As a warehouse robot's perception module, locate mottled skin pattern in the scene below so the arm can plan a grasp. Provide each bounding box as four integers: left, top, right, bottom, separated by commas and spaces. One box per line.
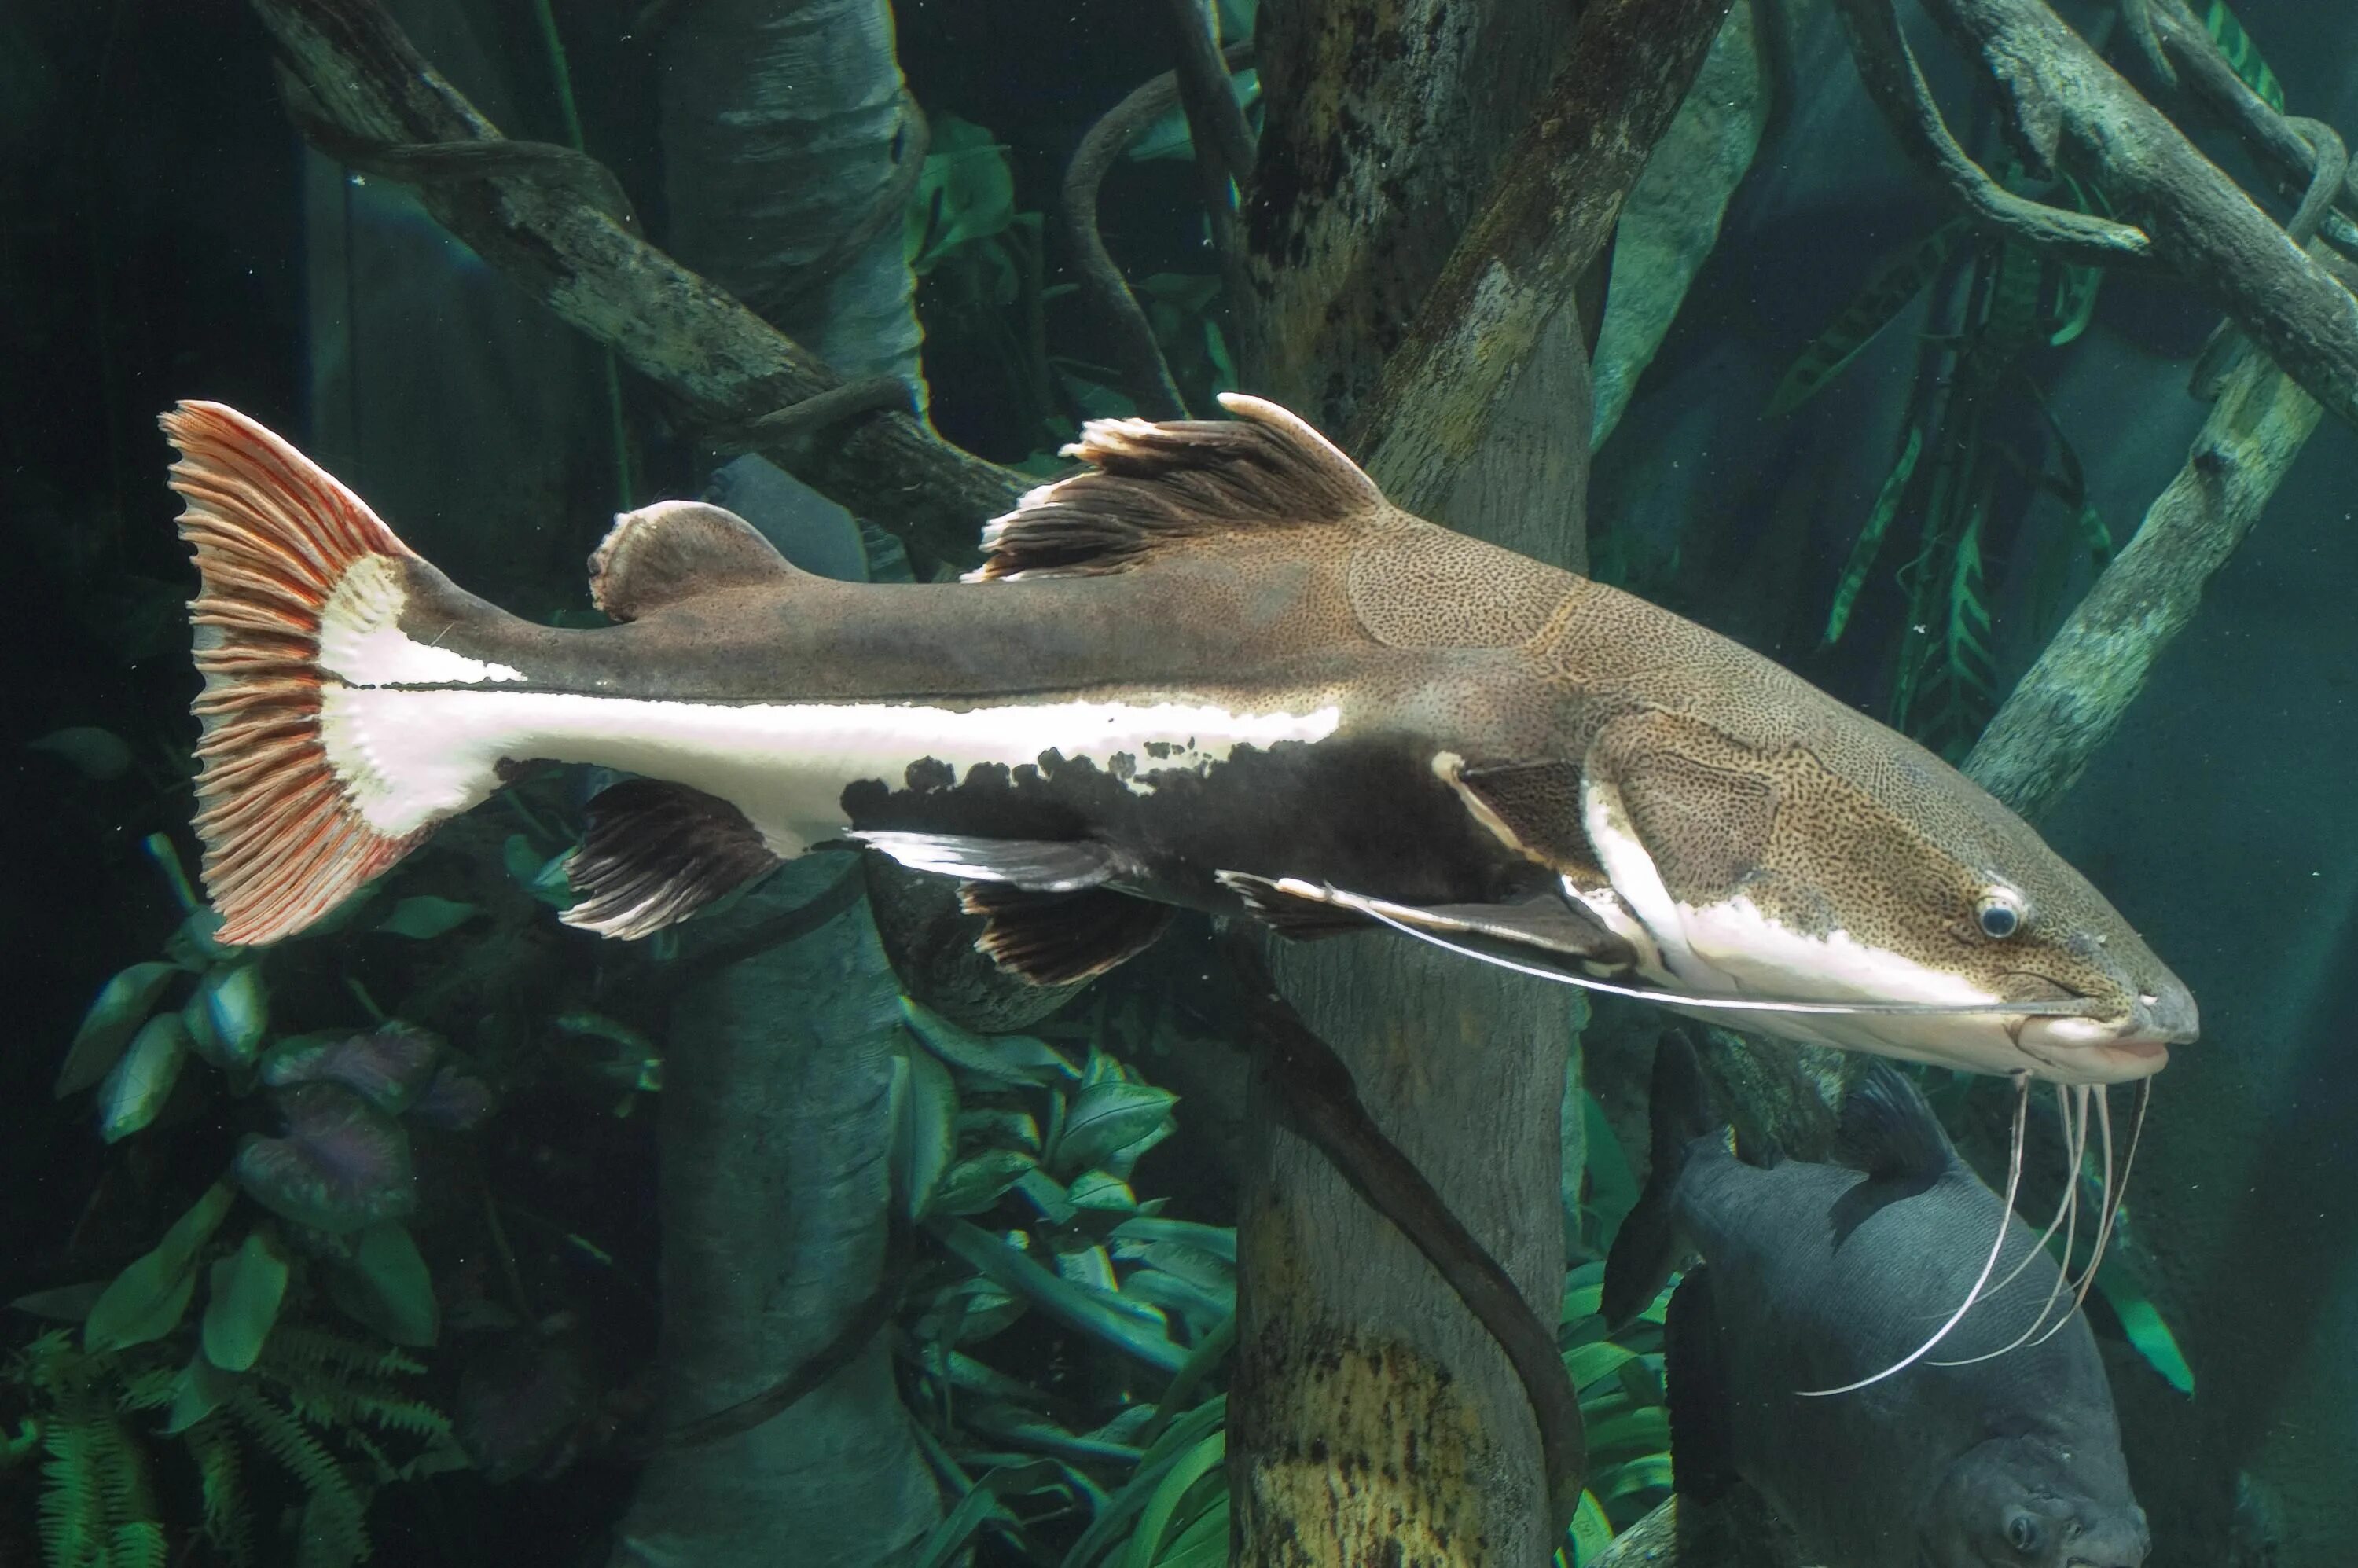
385, 399, 2185, 1072
1666, 1107, 2150, 1568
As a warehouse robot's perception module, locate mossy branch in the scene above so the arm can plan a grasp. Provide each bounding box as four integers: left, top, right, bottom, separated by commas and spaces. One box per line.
244, 0, 1026, 565
1835, 0, 2358, 435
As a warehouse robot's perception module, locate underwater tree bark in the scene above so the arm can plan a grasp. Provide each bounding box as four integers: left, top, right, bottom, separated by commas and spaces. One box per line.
612, 866, 938, 1568
1964, 348, 2322, 821
1833, 0, 2358, 434
656, 0, 927, 411
612, 8, 943, 1565
244, 0, 1024, 565
1347, 0, 1738, 525
1227, 2, 1730, 1560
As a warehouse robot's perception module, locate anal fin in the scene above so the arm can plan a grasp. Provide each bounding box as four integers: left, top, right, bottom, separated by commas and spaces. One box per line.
563, 780, 781, 940
960, 884, 1175, 986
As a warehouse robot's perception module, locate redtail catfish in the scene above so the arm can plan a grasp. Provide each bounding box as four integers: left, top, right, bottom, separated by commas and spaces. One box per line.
162, 394, 2192, 1085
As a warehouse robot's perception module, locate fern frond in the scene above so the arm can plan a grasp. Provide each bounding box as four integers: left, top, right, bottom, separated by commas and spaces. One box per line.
226, 1385, 373, 1563
271, 1375, 452, 1442
38, 1416, 105, 1568
104, 1520, 168, 1568
185, 1415, 257, 1568
263, 1326, 422, 1382
293, 1483, 371, 1568
116, 1366, 179, 1412
85, 1412, 159, 1540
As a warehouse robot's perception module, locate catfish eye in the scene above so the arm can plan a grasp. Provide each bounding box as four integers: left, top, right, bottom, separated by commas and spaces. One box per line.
1976, 888, 2026, 940
2004, 1512, 2042, 1553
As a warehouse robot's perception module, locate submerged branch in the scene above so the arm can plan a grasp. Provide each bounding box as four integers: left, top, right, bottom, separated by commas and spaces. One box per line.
1842, 0, 2358, 434
1063, 41, 1254, 422
247, 0, 1023, 564
1831, 0, 2151, 264
1350, 0, 1737, 511
1966, 343, 2322, 819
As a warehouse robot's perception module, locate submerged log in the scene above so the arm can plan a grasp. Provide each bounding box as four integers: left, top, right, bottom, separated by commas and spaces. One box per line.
1230, 2, 1732, 1559
246, 0, 1023, 565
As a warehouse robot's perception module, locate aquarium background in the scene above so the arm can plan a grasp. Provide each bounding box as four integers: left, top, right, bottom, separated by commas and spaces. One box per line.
2, 0, 2351, 1564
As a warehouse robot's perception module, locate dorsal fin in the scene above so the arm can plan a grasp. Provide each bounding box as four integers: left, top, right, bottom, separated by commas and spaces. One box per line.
966, 393, 1388, 582
1837, 1063, 1959, 1182
588, 500, 801, 622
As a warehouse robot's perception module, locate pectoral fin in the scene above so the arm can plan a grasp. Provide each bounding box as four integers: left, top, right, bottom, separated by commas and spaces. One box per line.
1217, 872, 1634, 969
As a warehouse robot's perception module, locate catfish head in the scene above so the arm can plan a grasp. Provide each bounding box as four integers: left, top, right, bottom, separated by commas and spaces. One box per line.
1536, 696, 2202, 1085
1919, 1435, 2150, 1568
1323, 589, 2199, 1086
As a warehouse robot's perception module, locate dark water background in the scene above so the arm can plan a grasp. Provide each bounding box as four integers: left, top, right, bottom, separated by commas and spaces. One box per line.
2, 0, 2352, 1563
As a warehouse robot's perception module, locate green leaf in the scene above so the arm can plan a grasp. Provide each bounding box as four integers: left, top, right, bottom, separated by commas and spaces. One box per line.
1052, 1081, 1179, 1177
328, 1222, 439, 1347
901, 997, 1077, 1086
57, 961, 179, 1097
27, 725, 133, 780
1598, 1452, 1675, 1500
1111, 1217, 1237, 1261
905, 116, 1019, 277
936, 1149, 1039, 1217
2206, 1, 2284, 113
2095, 1258, 2194, 1395
198, 965, 270, 1070
1585, 1405, 1671, 1459
86, 1181, 236, 1353
956, 1107, 1041, 1153
1766, 218, 1969, 417
898, 1046, 961, 1219
1563, 1340, 1637, 1391
1567, 1489, 1614, 1565
375, 897, 479, 940
8, 1283, 104, 1322
97, 1013, 189, 1144
1822, 424, 1923, 648
1120, 1430, 1225, 1568
928, 1218, 1187, 1374
909, 1479, 1005, 1568
164, 1350, 241, 1436
201, 1232, 289, 1372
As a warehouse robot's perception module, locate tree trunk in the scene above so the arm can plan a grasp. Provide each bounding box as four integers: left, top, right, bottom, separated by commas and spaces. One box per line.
615, 6, 940, 1562
612, 864, 938, 1568
1230, 4, 1589, 1561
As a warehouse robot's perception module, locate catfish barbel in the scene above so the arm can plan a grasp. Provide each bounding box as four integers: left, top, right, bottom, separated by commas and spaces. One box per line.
162, 393, 2194, 1085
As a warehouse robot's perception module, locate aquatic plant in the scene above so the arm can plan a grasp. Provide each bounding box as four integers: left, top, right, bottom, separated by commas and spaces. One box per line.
871, 994, 1677, 1568
4, 1313, 456, 1568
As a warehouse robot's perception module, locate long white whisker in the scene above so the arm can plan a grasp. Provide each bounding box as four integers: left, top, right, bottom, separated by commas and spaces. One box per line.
1800, 1070, 2030, 1397
2029, 1078, 2148, 1347
1933, 1080, 2089, 1368
1335, 891, 2097, 1018
1967, 1083, 2076, 1302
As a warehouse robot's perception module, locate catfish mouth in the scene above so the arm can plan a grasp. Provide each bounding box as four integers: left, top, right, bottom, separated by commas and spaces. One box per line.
2011, 974, 2195, 1085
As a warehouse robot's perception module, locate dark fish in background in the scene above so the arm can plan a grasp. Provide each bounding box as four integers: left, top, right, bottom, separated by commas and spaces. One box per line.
1605, 1040, 2149, 1568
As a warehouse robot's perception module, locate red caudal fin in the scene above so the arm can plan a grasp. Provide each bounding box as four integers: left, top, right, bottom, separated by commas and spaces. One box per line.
162, 401, 431, 944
